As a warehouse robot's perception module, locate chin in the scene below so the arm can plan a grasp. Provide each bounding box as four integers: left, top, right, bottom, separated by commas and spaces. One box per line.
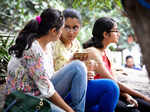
70, 38, 75, 41
53, 38, 59, 41
112, 41, 117, 44
114, 40, 118, 43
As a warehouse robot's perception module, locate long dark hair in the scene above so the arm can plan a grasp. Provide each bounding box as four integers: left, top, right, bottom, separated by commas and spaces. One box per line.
83, 17, 116, 49
9, 8, 64, 58
63, 8, 82, 24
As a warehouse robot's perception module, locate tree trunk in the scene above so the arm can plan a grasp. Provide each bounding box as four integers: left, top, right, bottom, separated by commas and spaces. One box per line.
122, 0, 150, 78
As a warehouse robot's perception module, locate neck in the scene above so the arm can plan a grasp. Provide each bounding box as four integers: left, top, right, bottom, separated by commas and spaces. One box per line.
102, 40, 110, 49
37, 35, 50, 51
60, 37, 72, 48
97, 40, 109, 56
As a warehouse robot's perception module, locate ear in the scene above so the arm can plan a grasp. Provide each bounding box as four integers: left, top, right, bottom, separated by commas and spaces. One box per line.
50, 28, 57, 34
103, 31, 109, 39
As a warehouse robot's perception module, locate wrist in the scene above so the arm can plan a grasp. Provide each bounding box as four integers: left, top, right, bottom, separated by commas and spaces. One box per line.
142, 96, 148, 100
122, 93, 131, 100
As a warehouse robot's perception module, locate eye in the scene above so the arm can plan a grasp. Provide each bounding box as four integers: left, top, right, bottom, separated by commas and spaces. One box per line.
73, 26, 79, 31
65, 25, 70, 29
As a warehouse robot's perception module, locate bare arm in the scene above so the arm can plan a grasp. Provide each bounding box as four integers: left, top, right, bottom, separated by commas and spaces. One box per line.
49, 92, 74, 112
85, 48, 150, 102
23, 46, 74, 112
120, 92, 138, 107
85, 48, 115, 80
118, 82, 150, 102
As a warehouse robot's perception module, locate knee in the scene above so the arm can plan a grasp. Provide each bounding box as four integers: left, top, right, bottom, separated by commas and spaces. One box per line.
72, 60, 87, 79
107, 79, 120, 95
100, 79, 119, 95
73, 60, 87, 74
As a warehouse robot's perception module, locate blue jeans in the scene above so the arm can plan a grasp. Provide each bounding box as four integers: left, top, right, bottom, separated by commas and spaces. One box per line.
85, 79, 120, 112
51, 60, 88, 112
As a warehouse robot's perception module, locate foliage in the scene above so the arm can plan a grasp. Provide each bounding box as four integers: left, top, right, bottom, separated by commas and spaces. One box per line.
0, 0, 135, 49
72, 0, 122, 10
0, 33, 15, 77
0, 0, 137, 78
70, 0, 134, 50
0, 0, 64, 32
0, 0, 65, 78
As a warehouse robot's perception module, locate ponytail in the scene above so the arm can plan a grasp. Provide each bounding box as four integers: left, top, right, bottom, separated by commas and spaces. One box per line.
9, 8, 64, 58
83, 38, 94, 49
9, 20, 39, 58
83, 36, 104, 49
83, 17, 116, 49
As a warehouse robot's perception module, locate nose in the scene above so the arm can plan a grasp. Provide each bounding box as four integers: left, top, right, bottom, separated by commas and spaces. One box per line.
68, 29, 74, 34
117, 32, 120, 37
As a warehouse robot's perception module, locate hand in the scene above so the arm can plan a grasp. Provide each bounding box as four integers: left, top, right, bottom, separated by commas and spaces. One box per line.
126, 94, 138, 107
87, 71, 95, 80
85, 60, 97, 71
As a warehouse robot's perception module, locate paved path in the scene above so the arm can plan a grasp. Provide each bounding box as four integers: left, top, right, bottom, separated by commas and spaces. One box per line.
116, 68, 150, 97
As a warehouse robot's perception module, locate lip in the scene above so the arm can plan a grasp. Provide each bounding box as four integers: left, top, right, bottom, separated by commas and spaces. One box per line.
70, 38, 75, 41
68, 36, 74, 40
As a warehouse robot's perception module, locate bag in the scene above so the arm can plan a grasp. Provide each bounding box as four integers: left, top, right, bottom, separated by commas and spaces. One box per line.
3, 91, 51, 112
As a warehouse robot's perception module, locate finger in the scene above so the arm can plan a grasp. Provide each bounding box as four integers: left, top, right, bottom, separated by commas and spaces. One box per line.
81, 56, 85, 61
88, 77, 93, 80
88, 76, 94, 80
130, 99, 138, 107
83, 54, 88, 61
88, 74, 94, 78
83, 55, 86, 60
85, 55, 88, 60
133, 100, 138, 107
88, 71, 95, 76
87, 74, 93, 77
88, 78, 93, 80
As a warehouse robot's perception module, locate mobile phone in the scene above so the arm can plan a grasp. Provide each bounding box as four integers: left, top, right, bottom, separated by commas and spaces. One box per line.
73, 52, 88, 60
126, 104, 135, 108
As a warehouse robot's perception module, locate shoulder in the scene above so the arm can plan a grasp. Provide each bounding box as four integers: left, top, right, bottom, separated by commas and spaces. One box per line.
23, 40, 43, 58
84, 47, 103, 61
85, 47, 97, 53
85, 47, 102, 55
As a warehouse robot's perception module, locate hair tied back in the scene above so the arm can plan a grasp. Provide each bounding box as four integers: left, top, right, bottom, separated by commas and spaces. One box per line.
36, 16, 42, 24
